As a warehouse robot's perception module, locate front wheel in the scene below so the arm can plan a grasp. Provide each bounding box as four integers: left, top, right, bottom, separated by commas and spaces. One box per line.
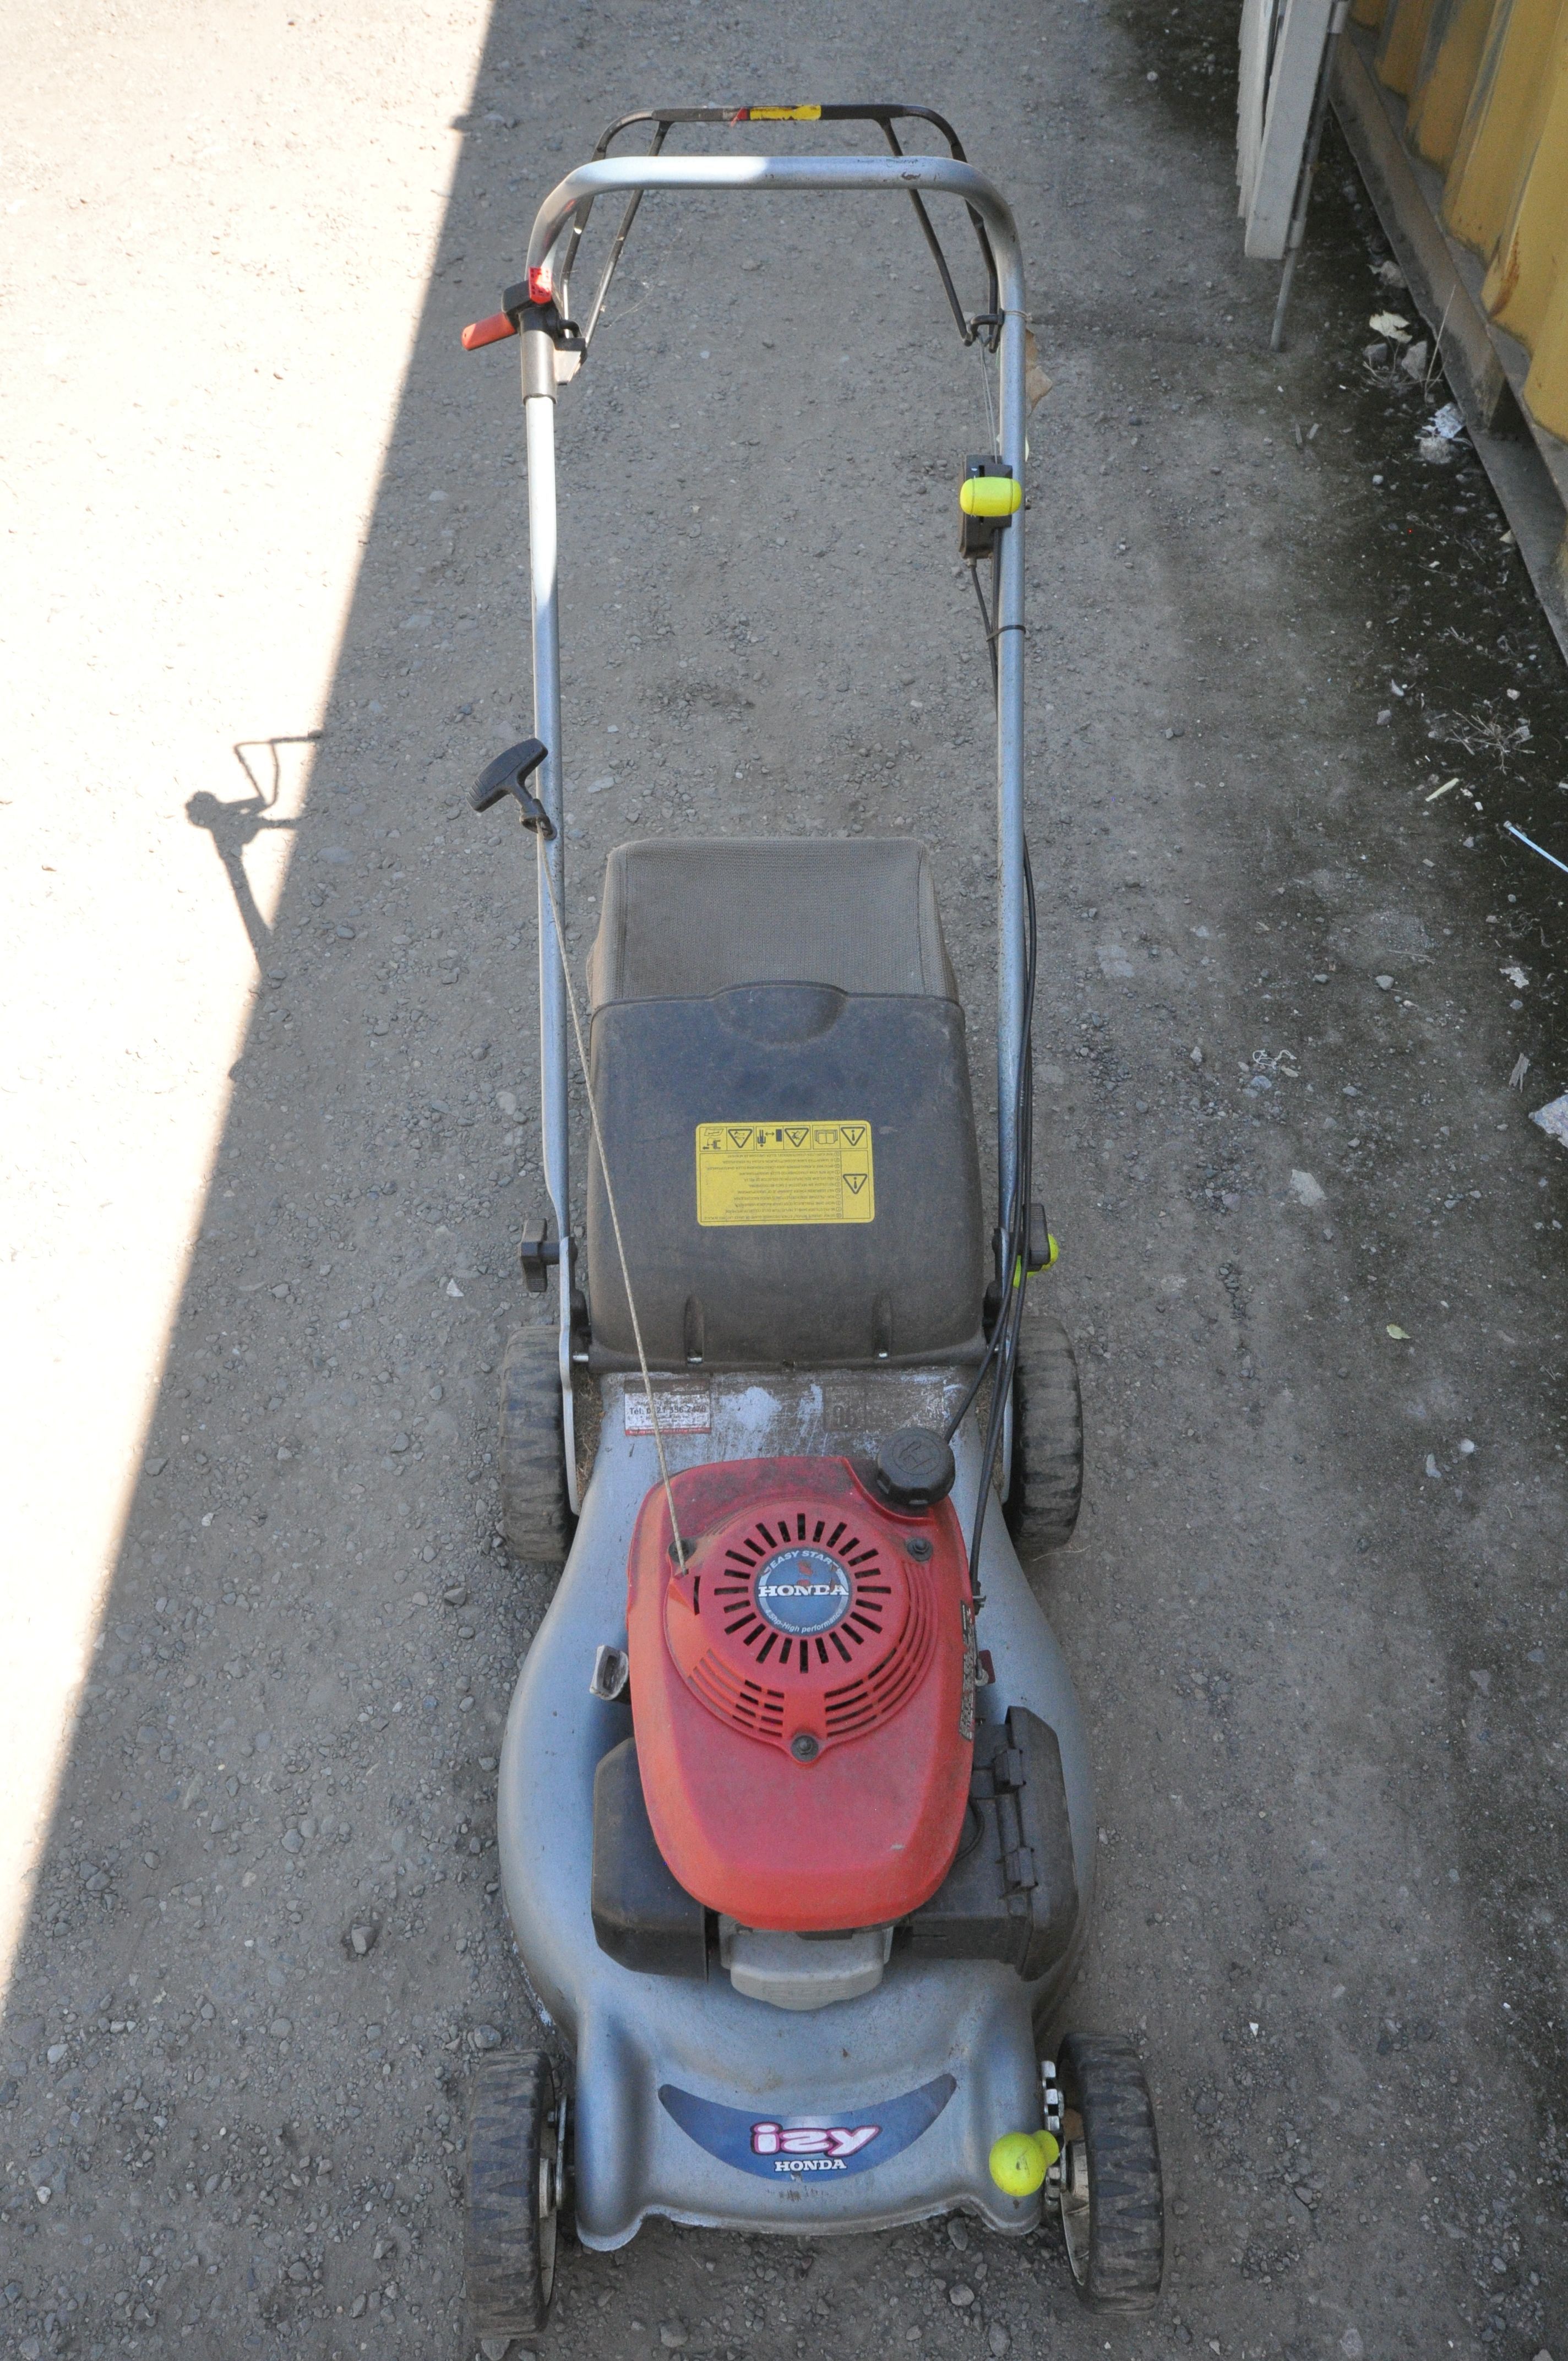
465, 2049, 565, 2341
1054, 2032, 1164, 2311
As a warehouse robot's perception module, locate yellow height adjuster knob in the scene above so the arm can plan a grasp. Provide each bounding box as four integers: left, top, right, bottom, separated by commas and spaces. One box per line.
959, 474, 1023, 520
988, 2130, 1060, 2196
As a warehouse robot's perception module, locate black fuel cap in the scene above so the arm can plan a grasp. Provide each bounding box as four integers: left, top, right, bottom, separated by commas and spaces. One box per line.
873, 1427, 956, 1510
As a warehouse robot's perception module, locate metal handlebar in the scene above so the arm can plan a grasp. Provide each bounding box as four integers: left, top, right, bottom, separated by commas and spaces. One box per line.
523, 151, 1024, 341
486, 140, 1034, 1494
576, 106, 1003, 350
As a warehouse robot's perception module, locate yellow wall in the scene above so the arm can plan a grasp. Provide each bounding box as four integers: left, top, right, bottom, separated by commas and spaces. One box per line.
1370, 0, 1568, 438
1407, 0, 1504, 166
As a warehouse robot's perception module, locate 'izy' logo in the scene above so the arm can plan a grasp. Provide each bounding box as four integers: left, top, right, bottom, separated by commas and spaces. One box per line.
750, 2120, 880, 2172
660, 2072, 955, 2179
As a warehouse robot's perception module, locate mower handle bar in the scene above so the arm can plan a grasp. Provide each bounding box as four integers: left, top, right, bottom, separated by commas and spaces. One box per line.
525, 152, 1023, 335
501, 149, 1032, 1517
577, 107, 1002, 351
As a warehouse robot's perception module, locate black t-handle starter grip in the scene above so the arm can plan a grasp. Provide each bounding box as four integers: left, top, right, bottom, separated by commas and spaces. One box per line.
470, 739, 553, 835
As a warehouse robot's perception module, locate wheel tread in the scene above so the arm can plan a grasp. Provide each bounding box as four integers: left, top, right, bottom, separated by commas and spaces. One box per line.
499, 1325, 573, 1564
1058, 2031, 1164, 2312
1009, 1312, 1084, 1553
466, 2050, 557, 2337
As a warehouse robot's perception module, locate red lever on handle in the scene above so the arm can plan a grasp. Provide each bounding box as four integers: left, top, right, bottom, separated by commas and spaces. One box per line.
461, 310, 517, 352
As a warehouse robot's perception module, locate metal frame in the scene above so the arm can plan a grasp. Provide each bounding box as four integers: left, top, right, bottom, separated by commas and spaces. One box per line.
513, 148, 1030, 1490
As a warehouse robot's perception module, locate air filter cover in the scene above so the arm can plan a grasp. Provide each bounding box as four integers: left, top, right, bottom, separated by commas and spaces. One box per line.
625, 1455, 974, 1932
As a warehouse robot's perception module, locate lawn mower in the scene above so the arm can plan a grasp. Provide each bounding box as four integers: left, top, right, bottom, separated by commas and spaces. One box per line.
457, 105, 1164, 2340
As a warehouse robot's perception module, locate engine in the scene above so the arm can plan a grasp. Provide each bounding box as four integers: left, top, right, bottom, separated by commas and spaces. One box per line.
625, 1454, 975, 1932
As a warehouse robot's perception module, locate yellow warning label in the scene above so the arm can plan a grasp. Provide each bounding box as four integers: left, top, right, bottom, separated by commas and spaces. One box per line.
747, 104, 823, 121
695, 1120, 875, 1227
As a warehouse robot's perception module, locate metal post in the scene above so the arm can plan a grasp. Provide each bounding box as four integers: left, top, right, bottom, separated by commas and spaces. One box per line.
1271, 0, 1349, 353
522, 331, 579, 1513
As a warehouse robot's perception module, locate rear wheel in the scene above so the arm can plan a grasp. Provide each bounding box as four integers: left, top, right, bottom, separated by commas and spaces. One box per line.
1055, 2032, 1164, 2312
465, 2050, 565, 2341
1007, 1312, 1083, 1552
499, 1324, 573, 1565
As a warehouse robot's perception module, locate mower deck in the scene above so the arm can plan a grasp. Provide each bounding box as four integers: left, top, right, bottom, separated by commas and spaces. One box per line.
497, 1369, 1093, 2248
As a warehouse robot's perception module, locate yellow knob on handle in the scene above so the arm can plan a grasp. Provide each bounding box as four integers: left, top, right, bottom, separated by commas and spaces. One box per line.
959, 474, 1024, 519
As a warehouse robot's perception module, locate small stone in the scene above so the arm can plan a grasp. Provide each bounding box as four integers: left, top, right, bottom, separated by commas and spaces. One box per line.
443, 1585, 467, 1606
470, 2023, 503, 2050
390, 1433, 410, 1453
480, 2342, 511, 2360
1341, 2333, 1364, 2361
989, 2329, 1011, 2358
46, 2043, 67, 2064
281, 1830, 303, 1853
350, 2296, 366, 2319
34, 2185, 51, 2204
287, 2260, 309, 2282
1375, 973, 1393, 991
350, 1925, 375, 1957
660, 2327, 689, 2351
270, 2019, 292, 2038
949, 2284, 976, 2308
144, 1457, 167, 1477
946, 2219, 970, 2251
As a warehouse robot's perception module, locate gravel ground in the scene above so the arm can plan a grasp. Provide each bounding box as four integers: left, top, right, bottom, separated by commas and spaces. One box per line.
4, 3, 1567, 2360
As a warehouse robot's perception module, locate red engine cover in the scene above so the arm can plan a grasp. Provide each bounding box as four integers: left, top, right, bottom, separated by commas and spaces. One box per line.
626, 1455, 974, 1933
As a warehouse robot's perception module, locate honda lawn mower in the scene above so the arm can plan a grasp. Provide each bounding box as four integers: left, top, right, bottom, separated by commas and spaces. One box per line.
456, 104, 1164, 2338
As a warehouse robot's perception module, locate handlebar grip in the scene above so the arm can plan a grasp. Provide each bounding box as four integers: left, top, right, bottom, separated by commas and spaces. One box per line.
461, 310, 518, 352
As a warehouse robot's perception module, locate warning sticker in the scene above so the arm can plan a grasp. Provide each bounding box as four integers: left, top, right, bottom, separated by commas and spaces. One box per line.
624, 1382, 711, 1436
695, 1120, 875, 1227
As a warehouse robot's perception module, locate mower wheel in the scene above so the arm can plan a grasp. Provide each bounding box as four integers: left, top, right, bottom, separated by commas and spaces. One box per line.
1054, 2032, 1164, 2312
465, 2049, 565, 2340
499, 1324, 573, 1565
1007, 1313, 1083, 1553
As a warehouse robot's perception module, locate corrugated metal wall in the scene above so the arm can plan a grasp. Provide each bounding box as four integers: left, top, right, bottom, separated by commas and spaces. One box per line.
1350, 0, 1568, 442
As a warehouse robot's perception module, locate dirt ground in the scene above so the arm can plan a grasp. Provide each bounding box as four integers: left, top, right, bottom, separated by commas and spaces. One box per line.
4, 2, 1567, 2358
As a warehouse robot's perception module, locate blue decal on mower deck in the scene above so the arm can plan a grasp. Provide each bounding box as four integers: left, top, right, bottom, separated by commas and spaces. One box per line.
659, 2074, 956, 2177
